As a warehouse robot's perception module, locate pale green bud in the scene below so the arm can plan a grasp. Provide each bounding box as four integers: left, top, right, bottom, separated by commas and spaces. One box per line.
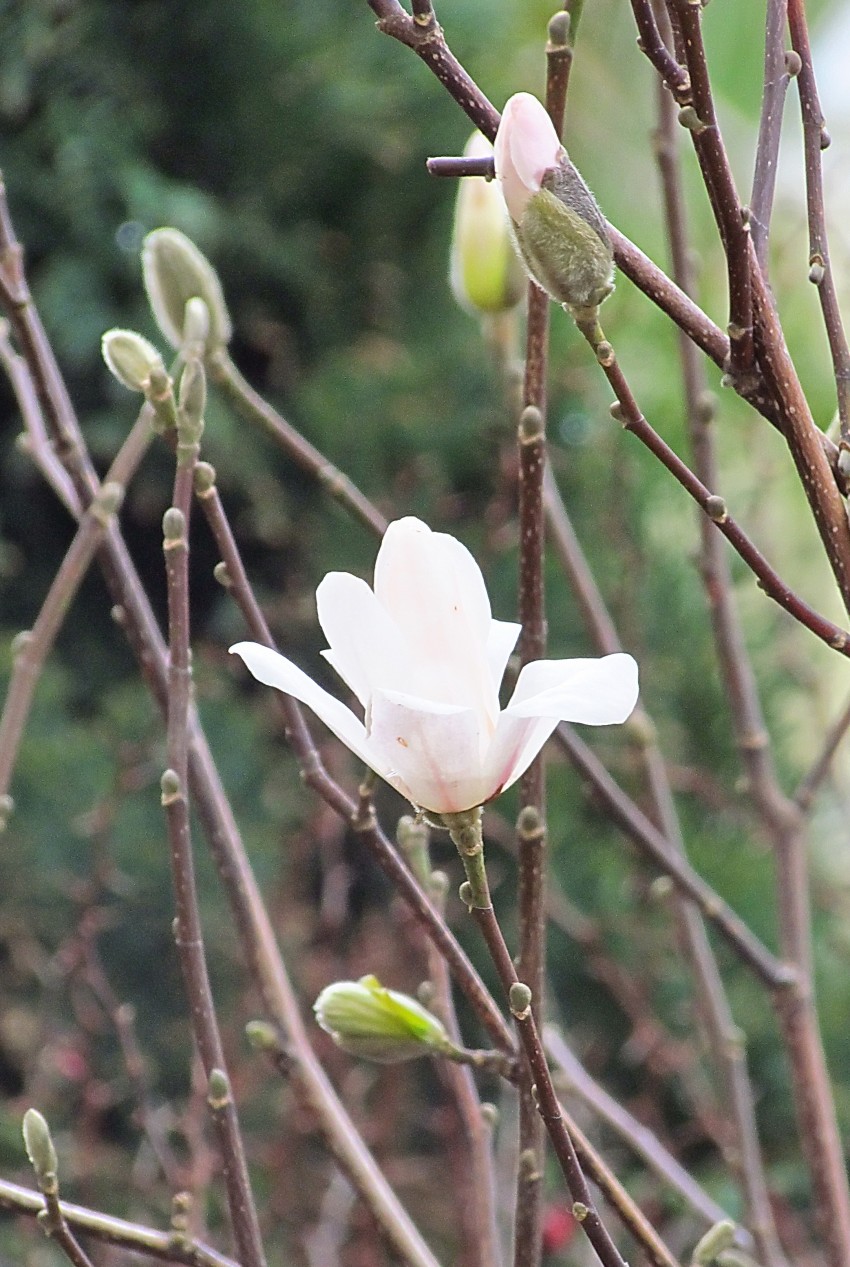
102, 328, 166, 392
692, 1220, 737, 1265
450, 132, 525, 315
22, 1109, 57, 1180
514, 171, 614, 314
142, 228, 232, 350
314, 974, 455, 1064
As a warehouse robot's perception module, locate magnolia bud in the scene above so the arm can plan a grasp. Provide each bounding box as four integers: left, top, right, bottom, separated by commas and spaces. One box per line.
101, 329, 166, 392
314, 974, 455, 1064
494, 93, 614, 315
22, 1109, 57, 1181
450, 131, 525, 315
141, 228, 232, 350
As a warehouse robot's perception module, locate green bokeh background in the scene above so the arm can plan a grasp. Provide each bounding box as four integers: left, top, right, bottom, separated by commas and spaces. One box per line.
1, 0, 848, 1262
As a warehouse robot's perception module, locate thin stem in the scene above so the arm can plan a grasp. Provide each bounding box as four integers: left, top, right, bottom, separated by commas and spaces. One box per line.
555, 724, 791, 991
445, 823, 633, 1267
750, 0, 794, 269
653, 54, 787, 1262
576, 319, 850, 656
544, 1027, 748, 1246
400, 820, 501, 1267
0, 1177, 236, 1267
207, 351, 387, 537
0, 191, 442, 1267
36, 1179, 97, 1267
787, 0, 850, 445
0, 409, 152, 810
793, 693, 850, 812
664, 0, 755, 381
162, 404, 267, 1267
546, 447, 784, 1264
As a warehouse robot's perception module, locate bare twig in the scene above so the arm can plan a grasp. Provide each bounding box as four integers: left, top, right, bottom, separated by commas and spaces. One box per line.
0, 1176, 236, 1267
750, 0, 795, 269
0, 181, 443, 1267
0, 409, 152, 810
161, 369, 267, 1267
653, 55, 787, 1263
787, 0, 850, 445
207, 352, 388, 537
544, 1027, 749, 1243
793, 694, 850, 812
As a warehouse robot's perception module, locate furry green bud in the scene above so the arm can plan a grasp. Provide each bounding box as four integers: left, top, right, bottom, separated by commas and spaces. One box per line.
102, 329, 166, 392
142, 228, 232, 350
314, 974, 455, 1063
494, 93, 613, 316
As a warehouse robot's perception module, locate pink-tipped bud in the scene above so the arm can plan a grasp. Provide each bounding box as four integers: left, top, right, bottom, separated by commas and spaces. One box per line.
494, 92, 614, 315
494, 93, 564, 225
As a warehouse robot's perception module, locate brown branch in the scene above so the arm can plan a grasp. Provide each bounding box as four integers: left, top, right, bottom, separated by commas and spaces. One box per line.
544, 1027, 750, 1244
653, 60, 787, 1264
750, 0, 795, 269
207, 352, 388, 537
0, 1177, 236, 1267
0, 181, 443, 1267
793, 693, 850, 812
787, 0, 850, 446
161, 387, 267, 1267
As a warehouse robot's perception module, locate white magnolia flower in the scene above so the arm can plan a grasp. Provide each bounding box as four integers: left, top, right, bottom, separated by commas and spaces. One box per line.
231, 517, 638, 815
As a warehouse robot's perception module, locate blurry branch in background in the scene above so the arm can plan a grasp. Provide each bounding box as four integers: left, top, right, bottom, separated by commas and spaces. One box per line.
0, 186, 445, 1267
0, 1174, 238, 1267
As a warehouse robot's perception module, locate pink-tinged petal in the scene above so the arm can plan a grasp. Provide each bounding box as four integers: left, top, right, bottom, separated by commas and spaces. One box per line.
368, 688, 493, 813
372, 518, 499, 723
316, 571, 411, 706
494, 93, 564, 224
480, 712, 559, 802
506, 653, 639, 725
486, 619, 521, 690
230, 641, 391, 780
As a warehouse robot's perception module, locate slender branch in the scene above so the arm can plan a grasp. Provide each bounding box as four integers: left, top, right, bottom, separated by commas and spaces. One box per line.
399, 820, 501, 1267
544, 1027, 749, 1243
0, 323, 80, 516
664, 0, 755, 381
206, 352, 388, 537
0, 184, 443, 1267
554, 724, 791, 990
577, 319, 850, 656
787, 0, 850, 446
31, 1164, 97, 1267
0, 409, 152, 811
793, 693, 850, 812
0, 1177, 237, 1267
750, 0, 795, 269
653, 59, 787, 1264
546, 448, 785, 1263
161, 381, 267, 1267
469, 906, 640, 1267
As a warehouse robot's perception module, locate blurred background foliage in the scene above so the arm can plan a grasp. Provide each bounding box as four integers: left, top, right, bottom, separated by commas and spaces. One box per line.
1, 0, 849, 1262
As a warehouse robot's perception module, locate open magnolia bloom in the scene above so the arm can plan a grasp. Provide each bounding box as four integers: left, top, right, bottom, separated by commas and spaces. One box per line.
231, 517, 638, 815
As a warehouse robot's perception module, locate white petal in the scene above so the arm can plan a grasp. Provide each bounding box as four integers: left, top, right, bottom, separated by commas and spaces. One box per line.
505, 653, 639, 725
480, 712, 558, 802
495, 93, 564, 223
486, 619, 521, 690
368, 688, 493, 813
372, 518, 499, 723
316, 571, 411, 706
230, 642, 391, 780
